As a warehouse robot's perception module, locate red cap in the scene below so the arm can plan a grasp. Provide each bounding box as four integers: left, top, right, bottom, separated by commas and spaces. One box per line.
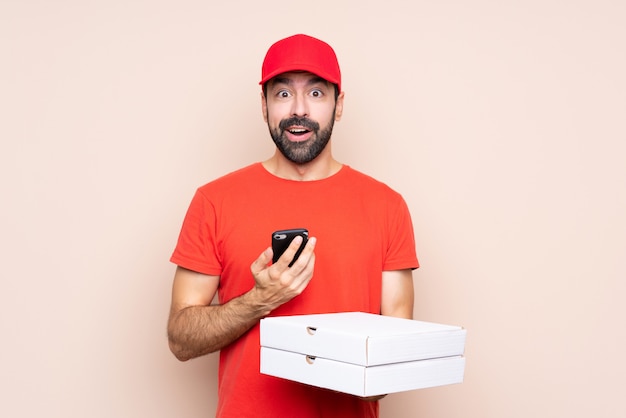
260, 34, 341, 91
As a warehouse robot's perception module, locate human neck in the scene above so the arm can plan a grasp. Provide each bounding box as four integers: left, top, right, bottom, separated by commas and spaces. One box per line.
262, 151, 342, 181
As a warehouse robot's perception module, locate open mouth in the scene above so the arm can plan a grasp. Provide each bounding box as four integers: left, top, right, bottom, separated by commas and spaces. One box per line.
279, 117, 318, 142
287, 127, 311, 136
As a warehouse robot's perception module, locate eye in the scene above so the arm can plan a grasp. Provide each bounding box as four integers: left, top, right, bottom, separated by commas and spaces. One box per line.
276, 89, 292, 98
310, 88, 324, 98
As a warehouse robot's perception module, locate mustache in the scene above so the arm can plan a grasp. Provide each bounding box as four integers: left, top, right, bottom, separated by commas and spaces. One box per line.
278, 117, 320, 132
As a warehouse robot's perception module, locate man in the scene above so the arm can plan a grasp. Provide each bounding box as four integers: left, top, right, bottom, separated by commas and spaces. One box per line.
167, 34, 419, 418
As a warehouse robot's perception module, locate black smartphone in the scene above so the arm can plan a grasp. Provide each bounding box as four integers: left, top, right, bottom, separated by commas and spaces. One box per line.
271, 228, 309, 267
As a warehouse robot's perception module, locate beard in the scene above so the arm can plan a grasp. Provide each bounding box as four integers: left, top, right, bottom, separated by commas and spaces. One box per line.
268, 111, 336, 164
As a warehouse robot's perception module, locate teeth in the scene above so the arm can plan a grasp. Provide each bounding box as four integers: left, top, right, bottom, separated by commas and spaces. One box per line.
290, 129, 307, 133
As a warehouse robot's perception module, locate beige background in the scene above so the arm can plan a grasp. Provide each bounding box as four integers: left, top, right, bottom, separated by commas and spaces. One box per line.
1, 1, 625, 417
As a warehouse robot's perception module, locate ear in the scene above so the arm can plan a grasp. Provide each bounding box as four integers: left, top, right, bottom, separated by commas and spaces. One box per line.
261, 91, 268, 123
334, 91, 345, 121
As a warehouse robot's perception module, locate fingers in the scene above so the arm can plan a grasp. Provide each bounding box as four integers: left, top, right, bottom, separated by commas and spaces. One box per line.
250, 236, 316, 276
249, 237, 317, 312
282, 237, 316, 292
292, 236, 316, 269
360, 394, 387, 402
274, 236, 317, 270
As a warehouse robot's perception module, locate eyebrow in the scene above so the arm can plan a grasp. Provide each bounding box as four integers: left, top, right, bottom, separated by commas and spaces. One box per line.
271, 75, 329, 87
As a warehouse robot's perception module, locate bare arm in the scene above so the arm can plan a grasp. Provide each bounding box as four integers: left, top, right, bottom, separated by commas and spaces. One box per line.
381, 269, 415, 319
167, 236, 316, 361
359, 269, 416, 402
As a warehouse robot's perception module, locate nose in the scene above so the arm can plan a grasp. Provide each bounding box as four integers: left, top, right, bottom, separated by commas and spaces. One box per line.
291, 93, 309, 117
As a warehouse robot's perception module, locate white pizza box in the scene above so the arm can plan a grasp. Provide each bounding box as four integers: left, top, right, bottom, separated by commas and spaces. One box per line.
261, 347, 465, 397
260, 312, 466, 366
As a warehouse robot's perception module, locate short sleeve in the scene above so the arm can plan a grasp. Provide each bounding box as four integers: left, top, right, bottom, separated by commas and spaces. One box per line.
383, 193, 419, 271
170, 189, 223, 275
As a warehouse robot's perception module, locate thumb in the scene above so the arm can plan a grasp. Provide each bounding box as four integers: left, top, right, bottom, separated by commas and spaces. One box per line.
251, 246, 273, 274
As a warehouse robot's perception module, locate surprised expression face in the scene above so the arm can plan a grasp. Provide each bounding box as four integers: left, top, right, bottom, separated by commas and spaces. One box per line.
262, 71, 343, 164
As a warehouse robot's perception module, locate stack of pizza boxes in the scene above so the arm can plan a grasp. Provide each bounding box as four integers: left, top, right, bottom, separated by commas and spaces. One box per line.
260, 312, 466, 397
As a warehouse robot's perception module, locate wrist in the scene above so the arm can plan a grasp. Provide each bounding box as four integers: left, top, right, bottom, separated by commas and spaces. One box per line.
243, 286, 274, 318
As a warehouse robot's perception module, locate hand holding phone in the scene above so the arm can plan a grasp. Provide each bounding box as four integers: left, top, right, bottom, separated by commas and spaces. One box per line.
271, 228, 309, 267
